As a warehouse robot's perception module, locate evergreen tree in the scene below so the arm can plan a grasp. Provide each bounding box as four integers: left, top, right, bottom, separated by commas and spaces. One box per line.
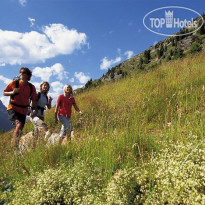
85, 78, 93, 89
173, 48, 184, 59
143, 49, 151, 64
189, 42, 202, 53
157, 46, 164, 59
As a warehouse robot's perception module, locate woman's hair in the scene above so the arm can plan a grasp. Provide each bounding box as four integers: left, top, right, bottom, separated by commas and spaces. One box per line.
63, 84, 73, 96
19, 67, 32, 81
40, 81, 50, 94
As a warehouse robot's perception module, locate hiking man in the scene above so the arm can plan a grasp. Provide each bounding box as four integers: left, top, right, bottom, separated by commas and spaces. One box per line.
3, 67, 38, 149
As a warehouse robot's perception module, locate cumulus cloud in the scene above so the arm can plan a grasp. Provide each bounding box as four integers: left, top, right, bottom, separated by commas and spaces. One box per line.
0, 24, 87, 65
72, 85, 84, 90
28, 17, 35, 27
0, 96, 9, 107
0, 75, 12, 84
50, 81, 64, 94
32, 82, 41, 92
32, 63, 68, 82
100, 56, 121, 70
47, 81, 64, 104
19, 0, 27, 6
69, 78, 75, 83
74, 72, 90, 84
124, 50, 134, 59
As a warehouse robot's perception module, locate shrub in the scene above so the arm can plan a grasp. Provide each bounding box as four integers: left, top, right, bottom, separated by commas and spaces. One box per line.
189, 42, 202, 54
7, 161, 104, 205
134, 133, 205, 204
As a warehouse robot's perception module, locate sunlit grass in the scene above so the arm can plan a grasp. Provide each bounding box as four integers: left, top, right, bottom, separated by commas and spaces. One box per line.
1, 51, 205, 203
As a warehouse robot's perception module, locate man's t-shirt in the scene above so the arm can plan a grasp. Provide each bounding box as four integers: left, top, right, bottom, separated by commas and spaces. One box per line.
57, 94, 76, 118
4, 80, 38, 116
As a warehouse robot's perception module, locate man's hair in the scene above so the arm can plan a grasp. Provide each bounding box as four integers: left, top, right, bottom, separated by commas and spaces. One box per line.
40, 81, 50, 94
19, 67, 32, 81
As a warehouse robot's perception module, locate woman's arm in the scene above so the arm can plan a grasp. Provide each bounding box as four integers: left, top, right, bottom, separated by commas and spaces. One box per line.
55, 101, 60, 123
47, 96, 53, 109
73, 103, 83, 114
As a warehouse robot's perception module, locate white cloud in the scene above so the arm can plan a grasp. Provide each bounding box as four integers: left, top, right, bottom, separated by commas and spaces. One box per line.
0, 75, 12, 84
19, 0, 27, 6
69, 78, 75, 83
0, 96, 9, 107
32, 63, 68, 82
43, 24, 87, 55
28, 17, 35, 27
32, 82, 41, 92
50, 81, 64, 94
72, 85, 84, 90
100, 56, 121, 70
124, 50, 134, 59
74, 72, 90, 84
48, 81, 64, 105
0, 24, 87, 65
117, 48, 121, 55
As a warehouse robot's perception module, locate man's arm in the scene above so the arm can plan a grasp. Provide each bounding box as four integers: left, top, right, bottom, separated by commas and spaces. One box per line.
30, 100, 38, 118
3, 88, 20, 96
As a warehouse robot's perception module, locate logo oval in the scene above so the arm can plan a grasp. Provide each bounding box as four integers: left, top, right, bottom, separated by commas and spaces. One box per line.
143, 6, 204, 36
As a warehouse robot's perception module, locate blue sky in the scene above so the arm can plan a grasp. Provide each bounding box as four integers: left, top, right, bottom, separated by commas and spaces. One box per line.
0, 0, 205, 107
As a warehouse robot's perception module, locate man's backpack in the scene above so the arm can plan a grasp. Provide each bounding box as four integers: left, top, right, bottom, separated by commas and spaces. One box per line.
10, 77, 33, 109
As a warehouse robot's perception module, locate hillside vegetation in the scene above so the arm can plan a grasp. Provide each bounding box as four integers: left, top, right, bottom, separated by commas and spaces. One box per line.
1, 51, 205, 204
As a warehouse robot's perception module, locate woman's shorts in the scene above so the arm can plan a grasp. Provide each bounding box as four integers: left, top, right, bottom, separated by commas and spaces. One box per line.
8, 109, 26, 127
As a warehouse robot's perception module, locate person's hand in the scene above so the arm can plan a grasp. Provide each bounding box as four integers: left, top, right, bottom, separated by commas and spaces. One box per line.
79, 111, 83, 115
48, 96, 53, 102
13, 88, 20, 95
30, 110, 37, 118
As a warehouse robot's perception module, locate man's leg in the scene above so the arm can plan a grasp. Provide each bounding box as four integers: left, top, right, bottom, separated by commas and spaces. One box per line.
11, 120, 23, 149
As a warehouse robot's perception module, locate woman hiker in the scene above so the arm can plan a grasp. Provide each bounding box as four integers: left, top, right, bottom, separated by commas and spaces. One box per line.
30, 81, 53, 148
55, 84, 82, 145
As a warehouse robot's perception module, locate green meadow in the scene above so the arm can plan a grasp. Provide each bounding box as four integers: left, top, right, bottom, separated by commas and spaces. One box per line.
1, 51, 205, 204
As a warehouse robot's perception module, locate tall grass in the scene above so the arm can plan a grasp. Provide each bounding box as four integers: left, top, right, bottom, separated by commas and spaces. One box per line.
1, 52, 205, 203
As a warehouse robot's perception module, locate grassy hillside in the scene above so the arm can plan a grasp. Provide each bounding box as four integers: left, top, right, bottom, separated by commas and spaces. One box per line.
1, 51, 205, 204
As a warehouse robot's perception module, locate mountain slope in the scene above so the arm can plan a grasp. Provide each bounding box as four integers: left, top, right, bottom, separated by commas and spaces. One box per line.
1, 51, 205, 204
0, 100, 12, 132
79, 15, 205, 91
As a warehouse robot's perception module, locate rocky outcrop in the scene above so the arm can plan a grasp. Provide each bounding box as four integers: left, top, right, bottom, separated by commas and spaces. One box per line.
19, 130, 74, 152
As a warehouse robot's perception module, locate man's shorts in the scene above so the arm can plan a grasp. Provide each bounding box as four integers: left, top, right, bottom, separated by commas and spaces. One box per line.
8, 109, 26, 127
